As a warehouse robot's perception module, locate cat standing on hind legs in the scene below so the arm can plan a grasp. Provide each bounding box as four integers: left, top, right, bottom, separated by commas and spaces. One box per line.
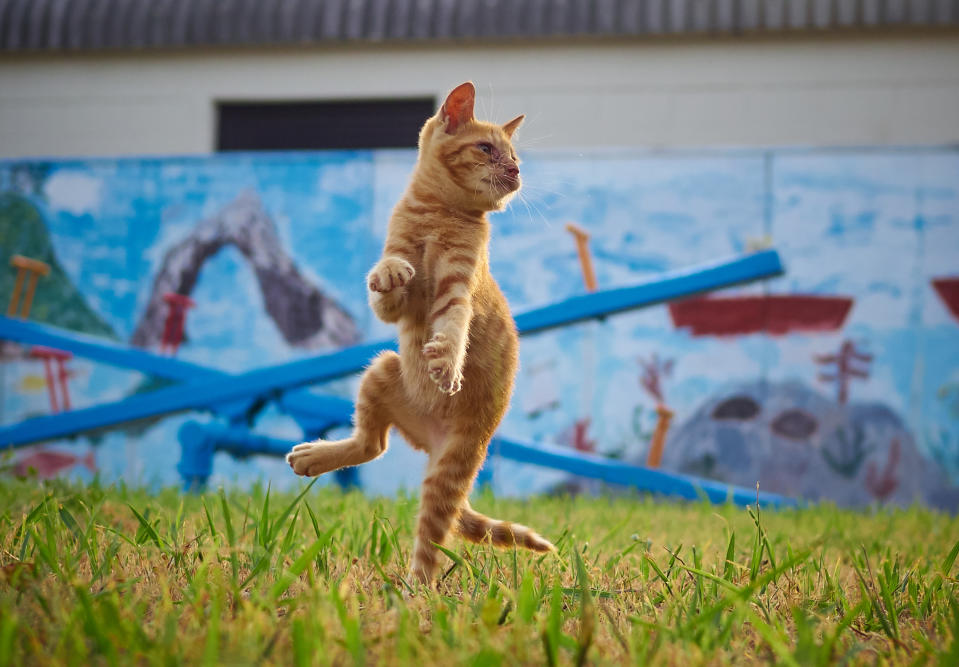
287, 81, 554, 585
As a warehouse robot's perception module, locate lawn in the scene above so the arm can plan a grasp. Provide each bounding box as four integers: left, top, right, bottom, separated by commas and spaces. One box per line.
1, 476, 957, 665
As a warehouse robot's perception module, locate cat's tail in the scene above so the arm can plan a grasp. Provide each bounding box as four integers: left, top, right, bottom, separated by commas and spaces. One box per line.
456, 503, 555, 552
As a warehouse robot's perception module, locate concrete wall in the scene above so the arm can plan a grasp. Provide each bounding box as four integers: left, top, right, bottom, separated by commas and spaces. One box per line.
1, 34, 958, 158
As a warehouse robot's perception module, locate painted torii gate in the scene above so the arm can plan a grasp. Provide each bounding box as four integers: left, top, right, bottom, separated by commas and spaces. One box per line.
0, 250, 798, 507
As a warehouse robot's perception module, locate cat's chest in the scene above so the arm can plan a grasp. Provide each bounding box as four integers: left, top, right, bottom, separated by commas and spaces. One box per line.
418, 236, 475, 274
406, 237, 477, 316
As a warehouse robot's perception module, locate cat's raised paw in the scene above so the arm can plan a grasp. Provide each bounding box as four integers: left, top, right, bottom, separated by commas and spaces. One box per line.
422, 334, 463, 395
421, 332, 450, 360
368, 257, 415, 293
286, 442, 333, 477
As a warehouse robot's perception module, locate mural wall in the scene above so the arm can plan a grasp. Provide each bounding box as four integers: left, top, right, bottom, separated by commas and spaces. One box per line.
1, 148, 958, 509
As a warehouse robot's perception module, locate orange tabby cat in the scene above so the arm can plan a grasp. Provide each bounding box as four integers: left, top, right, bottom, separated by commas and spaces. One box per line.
287, 82, 554, 584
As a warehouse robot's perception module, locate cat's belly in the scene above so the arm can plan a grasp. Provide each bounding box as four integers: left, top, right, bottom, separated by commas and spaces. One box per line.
396, 310, 517, 418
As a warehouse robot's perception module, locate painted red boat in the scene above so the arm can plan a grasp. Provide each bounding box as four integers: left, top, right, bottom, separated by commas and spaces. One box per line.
932, 278, 959, 323
668, 294, 854, 337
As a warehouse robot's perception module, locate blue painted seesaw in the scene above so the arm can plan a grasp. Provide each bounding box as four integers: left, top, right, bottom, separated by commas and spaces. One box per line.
0, 250, 798, 508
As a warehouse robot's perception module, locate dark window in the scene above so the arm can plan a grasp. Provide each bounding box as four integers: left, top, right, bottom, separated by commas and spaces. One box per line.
771, 410, 818, 440
216, 98, 436, 151
712, 396, 761, 421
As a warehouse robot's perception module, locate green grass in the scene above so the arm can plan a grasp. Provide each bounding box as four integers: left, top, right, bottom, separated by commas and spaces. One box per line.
1, 476, 958, 666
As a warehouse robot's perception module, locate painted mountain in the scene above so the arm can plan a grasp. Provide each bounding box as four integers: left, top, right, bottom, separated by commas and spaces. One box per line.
662, 380, 959, 511
0, 193, 115, 339
131, 191, 361, 351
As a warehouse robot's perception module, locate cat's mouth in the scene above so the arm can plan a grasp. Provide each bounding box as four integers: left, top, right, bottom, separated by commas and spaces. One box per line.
484, 174, 520, 192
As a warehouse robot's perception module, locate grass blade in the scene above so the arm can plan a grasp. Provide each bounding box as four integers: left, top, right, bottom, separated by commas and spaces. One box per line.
941, 539, 959, 576
218, 488, 239, 582
291, 618, 310, 667
202, 498, 217, 540
269, 537, 327, 600
202, 589, 222, 667
573, 549, 595, 667
723, 531, 736, 581
258, 483, 271, 549
127, 504, 163, 550
434, 543, 488, 585
0, 612, 17, 665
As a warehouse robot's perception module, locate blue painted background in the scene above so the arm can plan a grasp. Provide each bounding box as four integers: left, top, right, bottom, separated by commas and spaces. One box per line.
1, 148, 957, 508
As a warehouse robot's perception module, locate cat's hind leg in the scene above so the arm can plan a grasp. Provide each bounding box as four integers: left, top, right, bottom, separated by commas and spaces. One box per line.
287, 351, 402, 477
409, 429, 488, 585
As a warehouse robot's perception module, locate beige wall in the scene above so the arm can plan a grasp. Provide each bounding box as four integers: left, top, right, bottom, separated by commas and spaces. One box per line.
1, 34, 958, 158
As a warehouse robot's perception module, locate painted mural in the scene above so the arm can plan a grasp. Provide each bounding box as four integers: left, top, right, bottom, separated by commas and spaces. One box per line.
1, 147, 957, 510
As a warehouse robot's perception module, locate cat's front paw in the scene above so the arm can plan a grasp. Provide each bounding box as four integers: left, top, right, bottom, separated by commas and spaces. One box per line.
422, 333, 463, 395
286, 442, 327, 477
368, 257, 414, 293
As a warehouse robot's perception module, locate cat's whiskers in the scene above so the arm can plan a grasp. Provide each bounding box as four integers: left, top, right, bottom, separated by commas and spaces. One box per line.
485, 82, 496, 126
509, 189, 532, 221
515, 190, 553, 228
519, 180, 573, 201
514, 132, 553, 149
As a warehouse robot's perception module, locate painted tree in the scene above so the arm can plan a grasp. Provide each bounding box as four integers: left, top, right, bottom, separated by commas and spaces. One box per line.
639, 354, 674, 468
571, 418, 597, 453
815, 339, 872, 405
865, 437, 900, 501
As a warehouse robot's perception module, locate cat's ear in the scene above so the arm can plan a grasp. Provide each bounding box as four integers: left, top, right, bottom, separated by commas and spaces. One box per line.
502, 115, 525, 138
441, 82, 475, 135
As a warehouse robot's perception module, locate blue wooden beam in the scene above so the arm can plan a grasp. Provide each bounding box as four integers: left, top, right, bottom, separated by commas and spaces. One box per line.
0, 320, 219, 383
488, 437, 799, 508
0, 250, 784, 448
0, 250, 782, 386
0, 316, 358, 432
513, 249, 784, 334
0, 362, 367, 448
179, 420, 799, 508
180, 421, 299, 459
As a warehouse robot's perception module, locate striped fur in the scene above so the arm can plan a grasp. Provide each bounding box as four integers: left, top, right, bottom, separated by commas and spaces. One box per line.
288, 82, 553, 585
457, 503, 554, 552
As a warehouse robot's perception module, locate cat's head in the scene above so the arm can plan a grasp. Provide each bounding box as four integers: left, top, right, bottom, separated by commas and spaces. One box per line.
415, 82, 524, 213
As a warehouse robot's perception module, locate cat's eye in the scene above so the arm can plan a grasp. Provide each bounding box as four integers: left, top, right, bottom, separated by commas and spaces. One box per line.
477, 143, 492, 154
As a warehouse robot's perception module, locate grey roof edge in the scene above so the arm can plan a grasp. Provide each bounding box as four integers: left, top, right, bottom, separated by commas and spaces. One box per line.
2, 0, 958, 54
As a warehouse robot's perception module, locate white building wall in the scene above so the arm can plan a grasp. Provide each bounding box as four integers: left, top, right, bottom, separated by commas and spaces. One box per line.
1, 35, 958, 159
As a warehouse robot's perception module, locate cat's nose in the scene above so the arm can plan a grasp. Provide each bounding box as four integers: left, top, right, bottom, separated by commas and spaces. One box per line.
505, 164, 519, 178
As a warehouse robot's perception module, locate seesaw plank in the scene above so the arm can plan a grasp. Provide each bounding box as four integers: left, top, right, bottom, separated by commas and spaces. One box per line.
0, 250, 783, 448
488, 437, 799, 507
178, 421, 799, 508
0, 316, 364, 430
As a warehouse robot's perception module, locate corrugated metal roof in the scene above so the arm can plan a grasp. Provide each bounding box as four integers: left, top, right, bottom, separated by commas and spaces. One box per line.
1, 0, 956, 52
